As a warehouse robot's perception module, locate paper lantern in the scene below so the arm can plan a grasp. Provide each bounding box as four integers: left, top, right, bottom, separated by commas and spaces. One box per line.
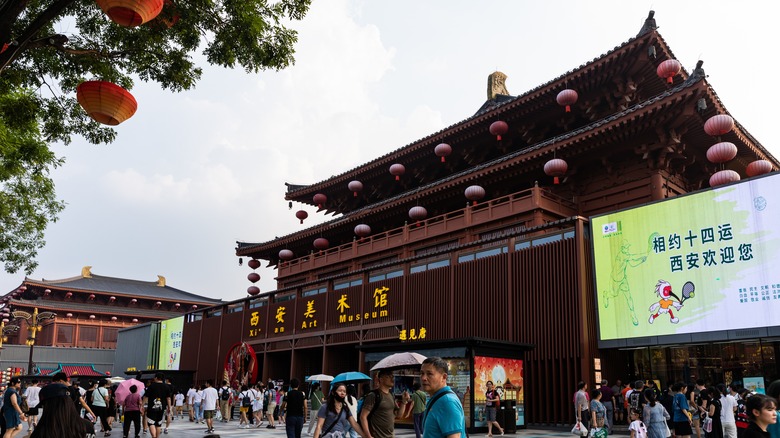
704, 114, 735, 137
66, 313, 73, 318
354, 224, 372, 238
279, 249, 294, 260
111, 316, 118, 321
434, 143, 452, 162
464, 185, 486, 205
155, 301, 162, 307
88, 294, 96, 300
109, 296, 116, 302
248, 259, 261, 270
389, 164, 405, 181
556, 89, 578, 112
348, 181, 363, 197
44, 289, 51, 295
710, 170, 741, 187
656, 59, 681, 84
409, 206, 428, 222
247, 286, 260, 296
313, 193, 327, 209
76, 81, 137, 125
132, 318, 138, 323
89, 315, 96, 319
746, 160, 773, 177
489, 121, 509, 141
706, 142, 738, 164
174, 303, 180, 308
295, 210, 308, 224
248, 272, 260, 283
130, 298, 137, 303
544, 158, 569, 184
1, 319, 7, 323
314, 238, 330, 250
95, 0, 164, 27
191, 305, 198, 309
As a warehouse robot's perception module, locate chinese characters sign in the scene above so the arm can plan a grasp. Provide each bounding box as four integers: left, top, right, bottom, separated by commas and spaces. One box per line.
336, 286, 391, 324
158, 316, 184, 370
591, 173, 780, 340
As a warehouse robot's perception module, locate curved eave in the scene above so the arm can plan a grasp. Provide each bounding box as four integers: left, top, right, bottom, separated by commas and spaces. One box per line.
16, 278, 220, 305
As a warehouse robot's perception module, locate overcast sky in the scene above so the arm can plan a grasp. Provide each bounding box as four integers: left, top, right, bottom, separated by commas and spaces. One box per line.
2, 1, 777, 303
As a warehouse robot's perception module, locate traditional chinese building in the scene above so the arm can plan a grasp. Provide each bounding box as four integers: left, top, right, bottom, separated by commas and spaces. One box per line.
181, 12, 778, 427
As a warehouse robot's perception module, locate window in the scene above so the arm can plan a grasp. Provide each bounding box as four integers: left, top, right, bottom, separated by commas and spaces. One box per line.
411, 258, 450, 273
186, 313, 202, 322
227, 303, 243, 314
102, 328, 118, 343
57, 325, 74, 344
369, 269, 404, 283
514, 229, 575, 251
334, 278, 363, 290
458, 246, 509, 263
275, 293, 295, 303
249, 298, 267, 309
79, 326, 98, 342
206, 308, 222, 318
302, 287, 327, 297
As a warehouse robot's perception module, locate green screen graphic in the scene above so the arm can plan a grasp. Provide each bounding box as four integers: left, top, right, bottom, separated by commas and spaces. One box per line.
591, 174, 779, 340
158, 316, 184, 370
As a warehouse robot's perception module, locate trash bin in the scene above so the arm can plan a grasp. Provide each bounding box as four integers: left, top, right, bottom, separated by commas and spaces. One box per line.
501, 400, 517, 433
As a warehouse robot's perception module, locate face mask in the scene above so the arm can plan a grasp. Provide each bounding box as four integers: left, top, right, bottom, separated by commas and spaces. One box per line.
333, 394, 345, 403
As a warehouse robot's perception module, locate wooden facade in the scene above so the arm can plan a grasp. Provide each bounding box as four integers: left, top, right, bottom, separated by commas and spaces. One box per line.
181, 13, 779, 426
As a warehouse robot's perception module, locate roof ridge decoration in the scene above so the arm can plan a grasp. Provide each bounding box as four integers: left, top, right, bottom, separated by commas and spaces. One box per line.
637, 10, 658, 37
81, 266, 92, 278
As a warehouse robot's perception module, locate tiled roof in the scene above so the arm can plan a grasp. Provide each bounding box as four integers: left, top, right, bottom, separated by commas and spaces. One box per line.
37, 364, 107, 377
10, 298, 184, 319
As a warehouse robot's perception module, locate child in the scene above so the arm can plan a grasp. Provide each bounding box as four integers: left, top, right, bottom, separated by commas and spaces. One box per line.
630, 408, 649, 438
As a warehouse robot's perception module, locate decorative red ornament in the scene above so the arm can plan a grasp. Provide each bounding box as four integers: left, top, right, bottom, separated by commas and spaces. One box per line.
247, 286, 260, 296
556, 89, 578, 112
434, 143, 452, 162
389, 164, 405, 181
354, 224, 372, 238
709, 170, 741, 187
132, 318, 139, 323
19, 286, 26, 291
279, 249, 294, 260
1, 319, 7, 323
464, 185, 486, 205
544, 158, 568, 184
248, 259, 261, 270
313, 193, 327, 209
704, 114, 735, 137
95, 0, 164, 27
489, 121, 509, 141
348, 181, 363, 197
313, 238, 330, 250
76, 81, 137, 125
248, 272, 261, 283
656, 59, 682, 84
746, 160, 773, 177
295, 210, 308, 224
706, 142, 738, 164
44, 289, 51, 295
131, 298, 137, 303
191, 305, 198, 309
109, 296, 116, 301
66, 313, 73, 318
409, 206, 428, 222
88, 294, 96, 300
111, 316, 118, 321
174, 303, 180, 308
155, 301, 162, 306
89, 315, 96, 319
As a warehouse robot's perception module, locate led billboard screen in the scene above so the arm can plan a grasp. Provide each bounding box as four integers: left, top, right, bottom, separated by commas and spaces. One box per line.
591, 173, 779, 341
158, 316, 184, 370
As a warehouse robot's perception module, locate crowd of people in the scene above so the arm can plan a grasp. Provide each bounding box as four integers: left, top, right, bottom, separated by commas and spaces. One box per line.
574, 378, 780, 438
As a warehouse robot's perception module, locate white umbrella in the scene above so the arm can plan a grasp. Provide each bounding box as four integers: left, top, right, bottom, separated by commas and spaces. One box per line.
370, 352, 427, 371
306, 374, 334, 382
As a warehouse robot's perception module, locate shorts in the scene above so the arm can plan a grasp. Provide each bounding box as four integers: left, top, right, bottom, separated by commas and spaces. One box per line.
204, 410, 216, 419
486, 407, 497, 422
674, 421, 693, 436
146, 410, 164, 426
240, 406, 249, 413
27, 406, 39, 416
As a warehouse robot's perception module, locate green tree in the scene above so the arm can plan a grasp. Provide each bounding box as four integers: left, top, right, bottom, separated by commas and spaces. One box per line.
0, 0, 312, 273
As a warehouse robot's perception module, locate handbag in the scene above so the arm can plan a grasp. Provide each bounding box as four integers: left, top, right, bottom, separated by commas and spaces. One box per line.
664, 422, 672, 438
590, 428, 608, 438
572, 421, 588, 436
703, 416, 713, 433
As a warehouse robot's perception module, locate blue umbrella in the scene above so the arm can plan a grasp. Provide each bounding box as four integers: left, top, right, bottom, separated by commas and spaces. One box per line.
331, 371, 371, 383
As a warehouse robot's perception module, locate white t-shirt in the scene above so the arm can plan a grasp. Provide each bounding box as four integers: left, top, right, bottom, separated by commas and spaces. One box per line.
202, 387, 219, 411
24, 386, 41, 408
187, 388, 196, 404
194, 390, 203, 404
251, 389, 263, 411
721, 394, 737, 424
175, 393, 184, 407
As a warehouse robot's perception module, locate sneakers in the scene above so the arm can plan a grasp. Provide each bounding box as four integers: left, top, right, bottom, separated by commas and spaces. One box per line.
163, 429, 168, 434
501, 430, 505, 436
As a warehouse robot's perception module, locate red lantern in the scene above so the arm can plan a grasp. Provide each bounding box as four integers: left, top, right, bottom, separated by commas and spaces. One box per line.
710, 170, 741, 187
354, 224, 372, 238
155, 301, 162, 307
314, 238, 330, 250
174, 303, 180, 308
44, 289, 51, 295
191, 304, 198, 309
111, 316, 118, 321
409, 206, 428, 222
76, 81, 138, 125
247, 286, 260, 296
313, 193, 327, 209
706, 142, 738, 164
88, 294, 96, 300
434, 143, 452, 162
544, 158, 568, 184
746, 160, 773, 177
131, 298, 137, 303
489, 121, 509, 141
389, 164, 405, 181
656, 59, 681, 84
295, 210, 308, 224
89, 315, 96, 319
132, 318, 139, 323
19, 286, 26, 291
704, 114, 735, 137
1, 319, 7, 323
248, 272, 260, 283
66, 313, 73, 318
95, 0, 164, 27
464, 185, 486, 205
248, 259, 261, 270
279, 249, 294, 260
556, 89, 578, 113
348, 181, 363, 197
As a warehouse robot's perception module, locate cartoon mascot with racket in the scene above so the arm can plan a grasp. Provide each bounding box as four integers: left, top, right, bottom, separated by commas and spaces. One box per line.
648, 280, 695, 324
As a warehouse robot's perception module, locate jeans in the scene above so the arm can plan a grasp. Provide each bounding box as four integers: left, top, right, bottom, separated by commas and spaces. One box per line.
413, 412, 424, 438
603, 401, 614, 433
194, 402, 202, 421
286, 416, 304, 438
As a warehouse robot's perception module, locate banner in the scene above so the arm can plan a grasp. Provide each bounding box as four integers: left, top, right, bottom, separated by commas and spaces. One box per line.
158, 316, 184, 370
591, 173, 779, 340
473, 356, 524, 427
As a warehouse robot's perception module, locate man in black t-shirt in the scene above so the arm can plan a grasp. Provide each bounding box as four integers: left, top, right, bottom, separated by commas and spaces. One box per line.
143, 373, 172, 438
284, 378, 307, 438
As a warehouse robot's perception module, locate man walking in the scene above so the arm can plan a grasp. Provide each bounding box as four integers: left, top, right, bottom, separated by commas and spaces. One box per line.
187, 384, 197, 422
285, 378, 307, 438
218, 380, 232, 423
410, 383, 427, 438
360, 369, 409, 438
599, 379, 615, 434
142, 372, 172, 438
420, 357, 467, 438
201, 380, 219, 434
23, 379, 41, 433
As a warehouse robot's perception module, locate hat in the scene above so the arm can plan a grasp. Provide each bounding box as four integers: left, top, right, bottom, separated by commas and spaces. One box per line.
39, 384, 71, 405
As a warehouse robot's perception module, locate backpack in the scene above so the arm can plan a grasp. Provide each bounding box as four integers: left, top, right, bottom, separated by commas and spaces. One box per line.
241, 392, 252, 407
220, 388, 230, 401
357, 389, 383, 424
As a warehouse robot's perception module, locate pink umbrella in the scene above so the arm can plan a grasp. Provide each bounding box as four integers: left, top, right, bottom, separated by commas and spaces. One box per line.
115, 378, 145, 404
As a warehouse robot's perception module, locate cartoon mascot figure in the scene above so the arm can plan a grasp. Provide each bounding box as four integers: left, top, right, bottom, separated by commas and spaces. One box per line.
649, 279, 683, 324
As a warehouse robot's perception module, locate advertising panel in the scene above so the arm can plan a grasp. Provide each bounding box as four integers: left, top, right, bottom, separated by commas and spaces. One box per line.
591, 173, 779, 341
473, 356, 524, 427
158, 316, 184, 370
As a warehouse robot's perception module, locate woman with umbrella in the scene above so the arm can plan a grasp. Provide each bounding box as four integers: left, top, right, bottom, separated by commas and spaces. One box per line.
121, 385, 142, 438
313, 383, 366, 438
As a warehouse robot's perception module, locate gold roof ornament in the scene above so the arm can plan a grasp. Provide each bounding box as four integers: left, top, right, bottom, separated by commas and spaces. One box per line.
487, 71, 509, 100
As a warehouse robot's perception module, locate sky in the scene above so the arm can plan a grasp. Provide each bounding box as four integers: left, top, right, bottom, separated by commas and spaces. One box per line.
1, 1, 778, 303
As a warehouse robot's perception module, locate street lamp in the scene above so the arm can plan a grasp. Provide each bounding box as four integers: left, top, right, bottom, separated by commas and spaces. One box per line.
0, 321, 20, 367
11, 308, 55, 375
